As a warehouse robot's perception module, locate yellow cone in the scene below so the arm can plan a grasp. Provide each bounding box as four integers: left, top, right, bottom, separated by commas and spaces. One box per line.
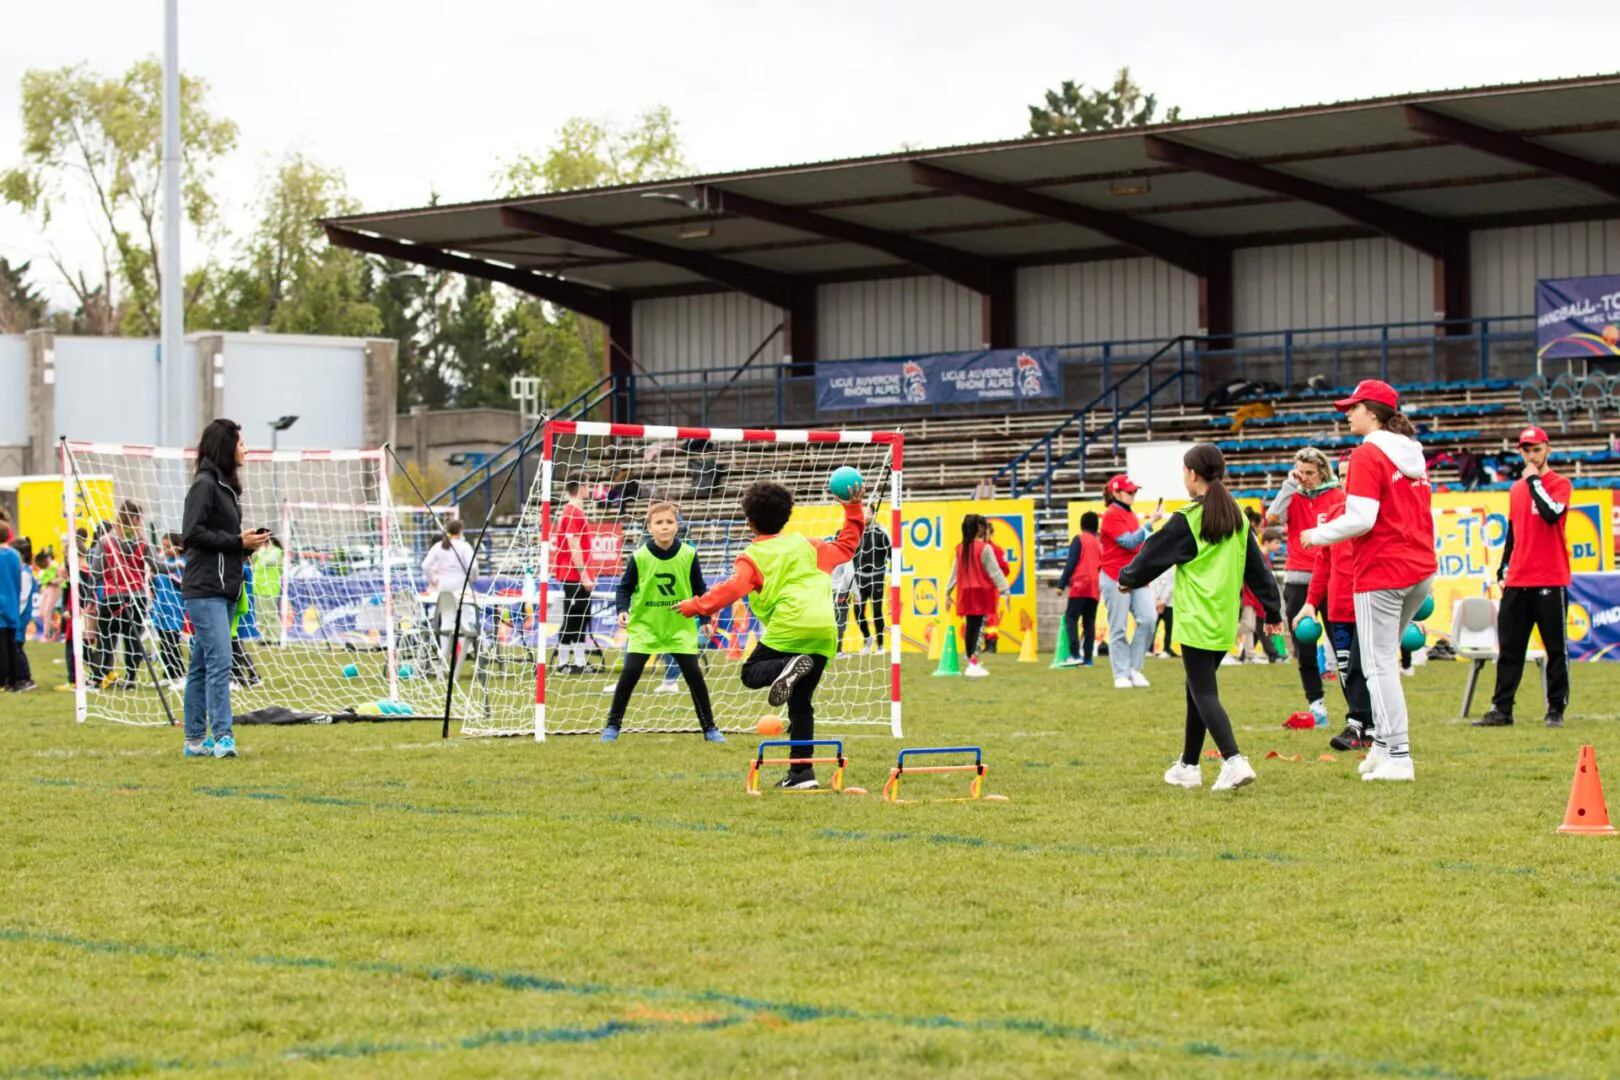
1018, 625, 1038, 663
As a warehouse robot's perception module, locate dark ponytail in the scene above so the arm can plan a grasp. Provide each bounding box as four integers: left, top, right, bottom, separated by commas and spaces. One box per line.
1183, 443, 1244, 543
1363, 401, 1416, 437
958, 514, 981, 563
440, 518, 463, 551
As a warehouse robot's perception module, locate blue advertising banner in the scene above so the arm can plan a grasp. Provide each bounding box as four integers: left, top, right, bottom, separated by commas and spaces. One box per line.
1567, 573, 1620, 662
816, 347, 1059, 412
1536, 276, 1620, 362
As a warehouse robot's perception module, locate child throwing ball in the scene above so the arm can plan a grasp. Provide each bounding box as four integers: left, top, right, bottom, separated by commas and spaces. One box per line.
678, 478, 865, 789
602, 501, 722, 742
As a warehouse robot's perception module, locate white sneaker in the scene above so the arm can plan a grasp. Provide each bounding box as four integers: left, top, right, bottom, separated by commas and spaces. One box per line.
1211, 754, 1258, 791
1363, 756, 1415, 782
653, 680, 681, 694
1114, 677, 1133, 689
1401, 667, 1415, 678
1129, 671, 1150, 688
963, 661, 990, 678
1057, 657, 1085, 668
1221, 654, 1241, 666
1358, 744, 1390, 775
1309, 699, 1330, 727
1164, 761, 1202, 788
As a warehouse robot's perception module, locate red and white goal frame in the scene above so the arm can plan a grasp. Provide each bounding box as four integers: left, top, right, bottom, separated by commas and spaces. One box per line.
527, 420, 904, 742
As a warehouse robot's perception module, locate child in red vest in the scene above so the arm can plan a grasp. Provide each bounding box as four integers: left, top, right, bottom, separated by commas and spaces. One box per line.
1055, 511, 1102, 666
946, 513, 1009, 677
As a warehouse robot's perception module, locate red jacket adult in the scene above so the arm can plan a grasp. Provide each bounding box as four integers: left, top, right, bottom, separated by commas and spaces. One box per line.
1305, 534, 1355, 624
1502, 469, 1572, 588
1320, 432, 1435, 592
553, 502, 588, 583
1279, 486, 1347, 573
1058, 533, 1101, 599
1099, 504, 1145, 581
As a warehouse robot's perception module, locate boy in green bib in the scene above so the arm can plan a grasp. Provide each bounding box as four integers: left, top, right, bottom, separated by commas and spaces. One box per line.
679, 480, 866, 789
602, 502, 721, 742
1117, 444, 1283, 793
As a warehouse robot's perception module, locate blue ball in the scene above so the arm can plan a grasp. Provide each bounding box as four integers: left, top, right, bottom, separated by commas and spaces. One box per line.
1402, 623, 1426, 652
828, 465, 864, 500
1415, 594, 1435, 622
1294, 616, 1322, 645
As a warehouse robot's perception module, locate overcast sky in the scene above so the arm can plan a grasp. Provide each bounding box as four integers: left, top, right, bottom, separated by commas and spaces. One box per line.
1, 0, 1611, 309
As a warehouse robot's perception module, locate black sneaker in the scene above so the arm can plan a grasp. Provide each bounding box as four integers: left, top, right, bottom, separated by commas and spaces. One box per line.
774, 769, 818, 790
768, 655, 815, 708
1471, 709, 1514, 727
1545, 711, 1565, 729
1329, 725, 1371, 751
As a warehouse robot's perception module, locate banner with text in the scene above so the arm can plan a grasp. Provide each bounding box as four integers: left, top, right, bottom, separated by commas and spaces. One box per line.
816, 348, 1059, 412
1568, 573, 1620, 661
1536, 275, 1620, 363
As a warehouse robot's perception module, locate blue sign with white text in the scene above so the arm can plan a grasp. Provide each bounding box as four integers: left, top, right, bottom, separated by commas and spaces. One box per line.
816, 347, 1059, 412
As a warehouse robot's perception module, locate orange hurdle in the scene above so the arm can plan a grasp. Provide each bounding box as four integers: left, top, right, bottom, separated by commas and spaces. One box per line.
881, 746, 1007, 803
745, 740, 865, 796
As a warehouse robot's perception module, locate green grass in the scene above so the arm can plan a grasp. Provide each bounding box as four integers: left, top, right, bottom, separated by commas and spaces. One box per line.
3, 641, 1620, 1078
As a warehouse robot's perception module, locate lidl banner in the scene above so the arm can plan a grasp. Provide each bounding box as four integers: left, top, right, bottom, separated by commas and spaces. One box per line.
815, 348, 1059, 412
1568, 573, 1620, 661
1537, 275, 1620, 362
784, 498, 1035, 653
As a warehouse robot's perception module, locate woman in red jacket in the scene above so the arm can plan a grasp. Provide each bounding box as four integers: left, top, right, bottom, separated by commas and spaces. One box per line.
1055, 511, 1102, 666
1267, 447, 1347, 725
946, 513, 1009, 678
1301, 380, 1435, 782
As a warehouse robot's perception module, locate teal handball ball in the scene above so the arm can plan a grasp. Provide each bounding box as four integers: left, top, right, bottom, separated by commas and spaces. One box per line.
828, 465, 864, 500
1401, 623, 1425, 652
1294, 616, 1322, 646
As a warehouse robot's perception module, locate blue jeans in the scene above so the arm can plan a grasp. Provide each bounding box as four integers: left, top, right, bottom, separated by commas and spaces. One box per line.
1101, 571, 1157, 681
184, 597, 233, 742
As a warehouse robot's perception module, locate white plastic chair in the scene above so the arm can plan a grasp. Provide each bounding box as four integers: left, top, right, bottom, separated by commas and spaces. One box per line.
1452, 595, 1546, 717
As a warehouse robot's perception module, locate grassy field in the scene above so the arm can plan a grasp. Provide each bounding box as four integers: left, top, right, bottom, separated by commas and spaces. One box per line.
3, 640, 1620, 1078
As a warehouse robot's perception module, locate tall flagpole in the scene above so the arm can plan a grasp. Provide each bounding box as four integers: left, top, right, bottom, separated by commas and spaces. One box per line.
160, 0, 182, 446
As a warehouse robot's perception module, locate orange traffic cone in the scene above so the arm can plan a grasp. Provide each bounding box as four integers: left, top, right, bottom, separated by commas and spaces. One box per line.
1558, 745, 1618, 836
726, 628, 744, 661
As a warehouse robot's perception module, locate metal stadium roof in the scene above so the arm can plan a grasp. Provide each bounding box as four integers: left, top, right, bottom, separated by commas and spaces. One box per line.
325, 74, 1620, 316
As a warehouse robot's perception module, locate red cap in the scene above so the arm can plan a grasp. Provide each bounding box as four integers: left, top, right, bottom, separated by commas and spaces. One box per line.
1333, 379, 1400, 413
1518, 425, 1551, 447
1105, 474, 1140, 495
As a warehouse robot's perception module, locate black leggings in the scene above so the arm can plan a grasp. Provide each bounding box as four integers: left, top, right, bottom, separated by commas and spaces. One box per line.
962, 615, 986, 659
1156, 607, 1174, 653
1179, 645, 1241, 765
102, 601, 146, 687
1326, 620, 1371, 726
1284, 582, 1324, 702
741, 643, 827, 754
559, 581, 592, 647
606, 652, 714, 730
853, 578, 885, 646
1063, 597, 1097, 663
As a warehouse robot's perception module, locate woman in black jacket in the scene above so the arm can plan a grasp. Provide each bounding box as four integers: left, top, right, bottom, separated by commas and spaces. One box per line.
180, 419, 269, 759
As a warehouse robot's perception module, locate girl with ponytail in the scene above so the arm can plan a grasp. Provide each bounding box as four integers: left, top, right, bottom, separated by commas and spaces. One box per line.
1118, 443, 1283, 792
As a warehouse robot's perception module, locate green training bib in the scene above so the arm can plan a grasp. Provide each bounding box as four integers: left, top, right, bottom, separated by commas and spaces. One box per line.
628, 541, 699, 655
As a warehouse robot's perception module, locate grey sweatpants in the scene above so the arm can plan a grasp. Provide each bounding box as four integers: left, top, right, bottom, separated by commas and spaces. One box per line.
1101, 571, 1157, 681
1353, 576, 1434, 757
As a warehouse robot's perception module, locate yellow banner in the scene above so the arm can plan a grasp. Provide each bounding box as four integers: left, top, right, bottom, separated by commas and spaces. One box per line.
786, 498, 1037, 654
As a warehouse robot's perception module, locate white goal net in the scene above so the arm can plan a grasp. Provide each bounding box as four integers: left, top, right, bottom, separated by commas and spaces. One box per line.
60, 442, 452, 726
456, 421, 904, 740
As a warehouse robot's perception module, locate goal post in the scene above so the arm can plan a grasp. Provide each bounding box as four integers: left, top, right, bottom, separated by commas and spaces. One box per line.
456, 420, 905, 741
58, 440, 452, 726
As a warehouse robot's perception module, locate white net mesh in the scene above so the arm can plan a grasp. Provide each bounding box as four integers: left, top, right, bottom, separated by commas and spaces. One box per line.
60, 443, 451, 726
457, 423, 903, 738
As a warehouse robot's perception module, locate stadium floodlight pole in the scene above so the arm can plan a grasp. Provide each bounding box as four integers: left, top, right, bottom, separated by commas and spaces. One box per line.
160, 0, 181, 446
268, 415, 298, 519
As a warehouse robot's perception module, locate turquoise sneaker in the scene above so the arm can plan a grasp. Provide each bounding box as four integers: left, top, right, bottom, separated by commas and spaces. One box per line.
183, 738, 215, 758
212, 735, 237, 758
599, 726, 620, 743
702, 728, 727, 744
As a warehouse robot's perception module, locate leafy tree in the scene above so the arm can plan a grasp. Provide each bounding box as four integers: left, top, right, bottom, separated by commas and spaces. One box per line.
0, 58, 237, 335
1027, 67, 1180, 137
0, 257, 49, 332
201, 153, 379, 337
498, 106, 686, 194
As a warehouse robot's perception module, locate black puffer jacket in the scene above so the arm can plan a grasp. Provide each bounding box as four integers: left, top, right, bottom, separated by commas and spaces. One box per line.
181, 462, 245, 601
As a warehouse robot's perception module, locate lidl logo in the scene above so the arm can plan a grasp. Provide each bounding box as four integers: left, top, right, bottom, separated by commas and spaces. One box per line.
911, 577, 940, 617
1568, 505, 1604, 571
983, 514, 1026, 596
1568, 601, 1591, 643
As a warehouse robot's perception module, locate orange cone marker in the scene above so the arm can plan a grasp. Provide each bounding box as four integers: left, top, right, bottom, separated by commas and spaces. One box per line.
1558, 745, 1618, 836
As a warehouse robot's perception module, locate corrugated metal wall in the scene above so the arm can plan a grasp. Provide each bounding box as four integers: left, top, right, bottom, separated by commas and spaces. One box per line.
1471, 220, 1620, 319
0, 335, 27, 448
631, 293, 786, 374
55, 337, 163, 446
816, 277, 983, 361
1234, 238, 1436, 335
1016, 259, 1200, 346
